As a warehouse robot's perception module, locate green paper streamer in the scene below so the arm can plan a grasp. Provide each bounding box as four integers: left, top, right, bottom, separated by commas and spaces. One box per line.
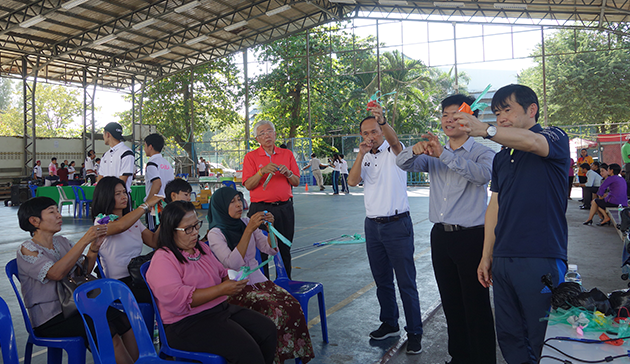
469, 84, 492, 112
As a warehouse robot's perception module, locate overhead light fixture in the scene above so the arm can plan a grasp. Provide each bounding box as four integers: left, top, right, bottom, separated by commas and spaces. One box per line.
266, 4, 292, 16
93, 34, 117, 45
61, 0, 89, 10
185, 35, 208, 45
493, 3, 528, 9
224, 20, 248, 32
433, 1, 465, 6
329, 0, 357, 3
174, 1, 201, 13
379, 0, 408, 4
149, 49, 171, 58
19, 15, 46, 28
132, 18, 157, 30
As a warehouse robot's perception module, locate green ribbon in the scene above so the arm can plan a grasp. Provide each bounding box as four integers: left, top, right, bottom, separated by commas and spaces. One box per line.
469, 84, 492, 112
95, 213, 119, 224
154, 200, 167, 226
234, 222, 291, 281
315, 234, 366, 246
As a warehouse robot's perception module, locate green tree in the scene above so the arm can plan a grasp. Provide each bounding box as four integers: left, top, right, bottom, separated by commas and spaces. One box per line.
118, 59, 242, 160
519, 29, 630, 133
0, 82, 83, 137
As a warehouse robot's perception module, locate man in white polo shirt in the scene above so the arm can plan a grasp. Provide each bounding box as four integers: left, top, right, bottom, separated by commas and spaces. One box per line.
144, 133, 174, 230
347, 103, 423, 355
84, 150, 97, 184
97, 122, 134, 193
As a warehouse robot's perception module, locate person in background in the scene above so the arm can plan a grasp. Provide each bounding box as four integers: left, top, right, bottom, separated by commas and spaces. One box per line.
457, 84, 569, 364
48, 157, 58, 177
347, 103, 423, 355
302, 153, 328, 191
206, 187, 314, 363
622, 136, 630, 197
339, 154, 349, 194
91, 176, 163, 303
146, 201, 277, 364
568, 158, 575, 199
330, 154, 341, 195
16, 197, 139, 364
144, 133, 175, 231
97, 122, 134, 194
198, 157, 208, 177
583, 163, 628, 226
397, 94, 496, 364
68, 161, 76, 180
591, 161, 601, 176
577, 148, 593, 184
242, 120, 300, 279
85, 150, 97, 184
57, 163, 69, 185
573, 163, 602, 210
33, 160, 42, 181
95, 158, 101, 175
165, 179, 193, 203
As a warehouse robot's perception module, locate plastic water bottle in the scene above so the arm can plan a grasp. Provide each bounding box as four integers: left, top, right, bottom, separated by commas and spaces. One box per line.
153, 320, 160, 345
565, 264, 582, 285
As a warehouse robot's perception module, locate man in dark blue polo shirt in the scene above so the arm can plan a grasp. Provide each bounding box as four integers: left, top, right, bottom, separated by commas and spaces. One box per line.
455, 84, 569, 364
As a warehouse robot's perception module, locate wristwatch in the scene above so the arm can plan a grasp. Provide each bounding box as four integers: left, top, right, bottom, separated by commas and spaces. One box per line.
484, 124, 497, 139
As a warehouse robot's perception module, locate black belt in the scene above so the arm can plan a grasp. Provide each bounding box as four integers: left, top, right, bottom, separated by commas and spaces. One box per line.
368, 211, 409, 224
438, 223, 484, 232
254, 198, 293, 206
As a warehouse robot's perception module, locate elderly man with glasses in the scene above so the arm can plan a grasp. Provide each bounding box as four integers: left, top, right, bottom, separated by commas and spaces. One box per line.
242, 120, 300, 278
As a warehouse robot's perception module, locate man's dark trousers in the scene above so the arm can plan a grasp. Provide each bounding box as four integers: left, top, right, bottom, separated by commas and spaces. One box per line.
248, 200, 294, 279
431, 224, 496, 364
493, 257, 566, 364
365, 214, 423, 335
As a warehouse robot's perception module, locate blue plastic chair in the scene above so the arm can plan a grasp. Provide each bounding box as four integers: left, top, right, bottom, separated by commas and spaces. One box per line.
139, 262, 226, 363
273, 253, 329, 343
0, 296, 19, 364
27, 183, 37, 198
221, 180, 237, 190
176, 173, 189, 181
5, 259, 87, 364
73, 279, 188, 364
71, 185, 92, 218
95, 255, 155, 335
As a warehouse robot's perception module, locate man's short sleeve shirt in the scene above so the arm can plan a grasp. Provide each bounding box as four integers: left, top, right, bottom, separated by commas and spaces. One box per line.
360, 140, 409, 218
242, 146, 300, 203
85, 157, 96, 176
48, 163, 57, 176
490, 124, 569, 260
622, 142, 630, 164
99, 142, 135, 191
145, 153, 175, 199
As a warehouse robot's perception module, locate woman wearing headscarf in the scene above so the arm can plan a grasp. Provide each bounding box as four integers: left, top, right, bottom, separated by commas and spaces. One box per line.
206, 187, 314, 364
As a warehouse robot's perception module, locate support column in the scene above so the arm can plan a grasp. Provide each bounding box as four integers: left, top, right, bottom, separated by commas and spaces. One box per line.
189, 69, 195, 176
376, 19, 381, 91
541, 27, 548, 127
82, 68, 97, 162
453, 22, 459, 93
244, 50, 250, 153
307, 31, 312, 138
131, 77, 143, 173
22, 57, 37, 176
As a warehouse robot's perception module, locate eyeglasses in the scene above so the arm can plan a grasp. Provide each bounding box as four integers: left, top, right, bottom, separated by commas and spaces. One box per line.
175, 220, 203, 234
257, 129, 275, 137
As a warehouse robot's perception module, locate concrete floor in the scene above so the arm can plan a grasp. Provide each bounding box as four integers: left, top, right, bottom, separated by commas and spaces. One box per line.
0, 186, 625, 364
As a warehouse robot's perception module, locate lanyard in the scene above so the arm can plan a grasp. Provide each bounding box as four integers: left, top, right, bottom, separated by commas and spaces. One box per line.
235, 220, 292, 280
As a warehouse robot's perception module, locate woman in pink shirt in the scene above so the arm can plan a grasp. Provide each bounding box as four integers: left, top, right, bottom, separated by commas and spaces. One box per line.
146, 201, 276, 364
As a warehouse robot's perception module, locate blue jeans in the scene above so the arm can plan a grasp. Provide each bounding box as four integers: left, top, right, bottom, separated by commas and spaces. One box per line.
332, 171, 340, 194
365, 215, 423, 335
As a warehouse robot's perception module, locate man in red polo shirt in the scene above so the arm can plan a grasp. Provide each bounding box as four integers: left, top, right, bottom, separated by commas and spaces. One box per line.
243, 120, 300, 278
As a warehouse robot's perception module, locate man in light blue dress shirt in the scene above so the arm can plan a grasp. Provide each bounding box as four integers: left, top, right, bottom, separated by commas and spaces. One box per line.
397, 94, 496, 364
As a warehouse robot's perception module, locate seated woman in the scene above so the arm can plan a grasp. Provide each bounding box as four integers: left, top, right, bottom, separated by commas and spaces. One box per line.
91, 176, 162, 302
146, 201, 277, 364
206, 187, 314, 363
584, 163, 628, 226
16, 197, 139, 364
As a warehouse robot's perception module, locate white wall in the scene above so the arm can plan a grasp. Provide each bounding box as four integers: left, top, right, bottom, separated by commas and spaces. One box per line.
0, 136, 130, 178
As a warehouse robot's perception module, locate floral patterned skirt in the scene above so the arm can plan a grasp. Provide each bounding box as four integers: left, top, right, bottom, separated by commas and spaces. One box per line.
228, 280, 315, 363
